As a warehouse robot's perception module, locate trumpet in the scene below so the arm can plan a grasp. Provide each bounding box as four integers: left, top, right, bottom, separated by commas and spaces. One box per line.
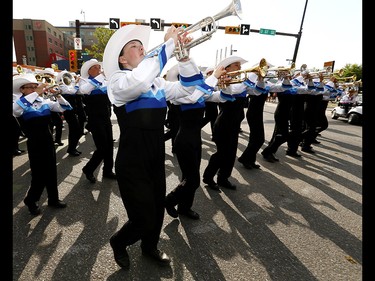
218, 58, 268, 89
336, 75, 357, 82
266, 62, 296, 79
147, 0, 242, 61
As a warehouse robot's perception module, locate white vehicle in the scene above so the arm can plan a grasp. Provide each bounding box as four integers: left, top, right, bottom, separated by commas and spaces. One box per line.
331, 94, 363, 125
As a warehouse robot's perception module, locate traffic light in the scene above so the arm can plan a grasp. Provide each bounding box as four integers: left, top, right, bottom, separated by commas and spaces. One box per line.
69, 50, 77, 72
225, 26, 240, 35
172, 23, 190, 29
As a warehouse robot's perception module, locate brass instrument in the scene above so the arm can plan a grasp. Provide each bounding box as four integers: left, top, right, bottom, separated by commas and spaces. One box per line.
16, 65, 24, 74
35, 73, 61, 98
59, 72, 75, 87
147, 0, 242, 61
305, 69, 331, 79
266, 62, 296, 79
218, 58, 268, 89
336, 75, 357, 82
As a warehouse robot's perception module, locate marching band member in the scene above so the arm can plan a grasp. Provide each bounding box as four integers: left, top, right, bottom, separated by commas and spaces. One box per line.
299, 73, 326, 153
238, 70, 269, 169
239, 65, 290, 168
202, 55, 252, 191
78, 59, 116, 183
285, 69, 316, 157
13, 73, 72, 215
102, 24, 204, 269
57, 70, 84, 156
261, 72, 297, 162
313, 77, 340, 140
165, 64, 227, 220
39, 68, 65, 146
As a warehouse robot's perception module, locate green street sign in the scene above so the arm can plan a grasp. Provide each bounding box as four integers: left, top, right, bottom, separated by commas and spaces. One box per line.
259, 28, 276, 36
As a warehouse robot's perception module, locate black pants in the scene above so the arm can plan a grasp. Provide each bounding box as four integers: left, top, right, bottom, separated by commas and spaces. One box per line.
238, 94, 267, 164
82, 115, 114, 174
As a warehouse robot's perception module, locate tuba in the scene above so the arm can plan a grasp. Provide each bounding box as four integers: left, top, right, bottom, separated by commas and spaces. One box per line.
218, 58, 268, 89
147, 0, 242, 61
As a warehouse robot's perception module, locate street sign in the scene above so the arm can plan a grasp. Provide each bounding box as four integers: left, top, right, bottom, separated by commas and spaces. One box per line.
150, 18, 161, 30
109, 18, 120, 30
259, 28, 276, 36
240, 24, 250, 35
74, 37, 82, 50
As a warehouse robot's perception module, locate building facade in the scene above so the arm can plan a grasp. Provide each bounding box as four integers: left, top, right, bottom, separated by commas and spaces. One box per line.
13, 19, 100, 68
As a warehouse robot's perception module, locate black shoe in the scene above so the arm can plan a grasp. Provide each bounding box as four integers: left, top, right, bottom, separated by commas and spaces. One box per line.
286, 150, 302, 157
261, 151, 276, 163
301, 146, 315, 153
110, 236, 130, 270
238, 158, 260, 169
103, 172, 117, 179
24, 198, 41, 216
177, 208, 200, 220
203, 178, 220, 191
68, 150, 81, 156
54, 142, 64, 146
250, 163, 261, 169
165, 200, 178, 218
82, 168, 96, 183
217, 179, 236, 190
48, 199, 67, 208
142, 249, 171, 265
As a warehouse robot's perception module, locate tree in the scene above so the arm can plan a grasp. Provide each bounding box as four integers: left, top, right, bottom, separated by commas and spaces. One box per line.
340, 63, 362, 81
85, 27, 115, 61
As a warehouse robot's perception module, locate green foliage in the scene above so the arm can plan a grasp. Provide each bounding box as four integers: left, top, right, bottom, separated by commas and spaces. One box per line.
85, 27, 115, 61
340, 63, 362, 81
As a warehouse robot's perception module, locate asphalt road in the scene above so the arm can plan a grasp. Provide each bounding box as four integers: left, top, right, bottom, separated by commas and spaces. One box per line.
12, 101, 363, 281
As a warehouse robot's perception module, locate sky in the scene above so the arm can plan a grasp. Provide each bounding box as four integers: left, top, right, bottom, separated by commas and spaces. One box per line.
13, 0, 362, 73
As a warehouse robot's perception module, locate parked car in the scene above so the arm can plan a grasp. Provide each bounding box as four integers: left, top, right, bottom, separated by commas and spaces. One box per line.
331, 94, 362, 125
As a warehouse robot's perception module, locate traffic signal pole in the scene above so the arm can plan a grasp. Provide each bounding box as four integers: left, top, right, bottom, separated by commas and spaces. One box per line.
292, 0, 308, 65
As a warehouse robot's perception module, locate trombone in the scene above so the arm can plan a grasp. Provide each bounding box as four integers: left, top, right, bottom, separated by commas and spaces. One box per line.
147, 0, 243, 61
218, 58, 268, 89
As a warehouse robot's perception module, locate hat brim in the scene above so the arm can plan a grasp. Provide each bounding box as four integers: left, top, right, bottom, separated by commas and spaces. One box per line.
80, 59, 102, 79
103, 25, 150, 79
13, 74, 40, 94
217, 56, 247, 69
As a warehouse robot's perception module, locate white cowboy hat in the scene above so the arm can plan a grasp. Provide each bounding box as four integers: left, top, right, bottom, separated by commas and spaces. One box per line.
103, 24, 151, 78
204, 67, 214, 76
165, 64, 179, 82
13, 73, 40, 94
40, 67, 57, 77
80, 59, 102, 79
217, 55, 247, 69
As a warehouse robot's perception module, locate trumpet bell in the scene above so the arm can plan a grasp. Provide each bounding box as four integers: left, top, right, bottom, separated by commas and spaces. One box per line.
218, 58, 268, 89
147, 0, 242, 61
